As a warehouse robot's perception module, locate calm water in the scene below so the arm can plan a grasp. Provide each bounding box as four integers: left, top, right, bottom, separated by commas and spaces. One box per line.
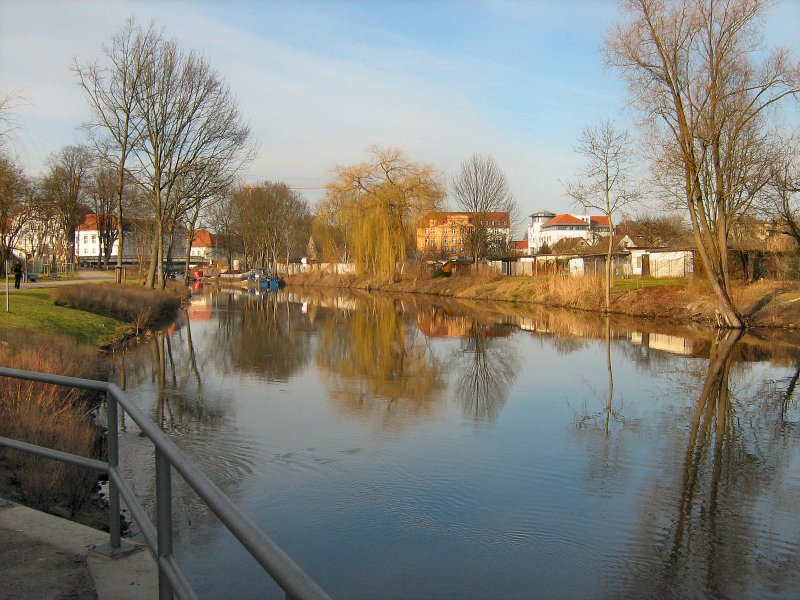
109, 286, 800, 599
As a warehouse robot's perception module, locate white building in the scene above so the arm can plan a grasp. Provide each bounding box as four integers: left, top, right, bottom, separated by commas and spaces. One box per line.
527, 211, 611, 253
74, 213, 219, 266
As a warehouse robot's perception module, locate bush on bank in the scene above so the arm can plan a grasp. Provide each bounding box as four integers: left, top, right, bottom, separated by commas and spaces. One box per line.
0, 330, 103, 516
53, 283, 183, 334
1, 283, 185, 525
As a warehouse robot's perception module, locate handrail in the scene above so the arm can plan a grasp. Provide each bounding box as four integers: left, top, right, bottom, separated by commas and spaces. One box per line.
0, 367, 332, 600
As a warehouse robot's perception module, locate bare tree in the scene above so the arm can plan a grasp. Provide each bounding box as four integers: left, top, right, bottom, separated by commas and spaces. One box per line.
617, 212, 691, 247
128, 36, 254, 289
0, 152, 29, 270
762, 134, 800, 245
451, 154, 518, 263
74, 18, 161, 273
231, 182, 310, 272
207, 190, 242, 268
40, 144, 94, 264
605, 0, 800, 328
564, 121, 639, 311
0, 93, 25, 151
85, 167, 119, 267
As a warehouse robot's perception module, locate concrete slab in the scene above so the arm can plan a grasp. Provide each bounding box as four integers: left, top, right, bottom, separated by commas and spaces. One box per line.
0, 500, 157, 600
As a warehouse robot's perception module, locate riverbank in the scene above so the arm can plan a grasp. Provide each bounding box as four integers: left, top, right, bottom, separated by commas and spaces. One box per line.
285, 270, 800, 329
0, 278, 186, 532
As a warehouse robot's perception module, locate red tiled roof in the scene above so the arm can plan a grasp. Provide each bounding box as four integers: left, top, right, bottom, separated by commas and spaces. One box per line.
542, 214, 587, 227
192, 230, 214, 247
78, 213, 118, 231
512, 240, 528, 249
590, 215, 610, 226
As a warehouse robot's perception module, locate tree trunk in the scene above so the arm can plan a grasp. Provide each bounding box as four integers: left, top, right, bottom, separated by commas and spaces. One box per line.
145, 225, 159, 288
687, 197, 744, 329
115, 151, 125, 274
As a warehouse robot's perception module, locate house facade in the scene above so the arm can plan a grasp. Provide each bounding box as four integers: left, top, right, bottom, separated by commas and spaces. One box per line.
188, 229, 219, 265
527, 211, 611, 253
74, 213, 219, 267
416, 211, 511, 255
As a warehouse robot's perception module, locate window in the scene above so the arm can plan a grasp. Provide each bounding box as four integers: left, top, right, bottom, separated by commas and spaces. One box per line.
83, 235, 88, 244
91, 235, 96, 243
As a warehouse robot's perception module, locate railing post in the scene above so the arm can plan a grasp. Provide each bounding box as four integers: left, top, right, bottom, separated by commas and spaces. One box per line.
106, 390, 122, 550
156, 447, 174, 600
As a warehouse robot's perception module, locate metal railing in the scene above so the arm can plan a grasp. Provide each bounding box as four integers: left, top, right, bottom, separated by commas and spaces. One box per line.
0, 367, 332, 600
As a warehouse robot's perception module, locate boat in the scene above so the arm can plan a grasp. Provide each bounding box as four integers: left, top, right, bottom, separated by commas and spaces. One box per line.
258, 275, 282, 290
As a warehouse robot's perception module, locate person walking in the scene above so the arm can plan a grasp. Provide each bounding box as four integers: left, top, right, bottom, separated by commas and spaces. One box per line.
12, 261, 22, 289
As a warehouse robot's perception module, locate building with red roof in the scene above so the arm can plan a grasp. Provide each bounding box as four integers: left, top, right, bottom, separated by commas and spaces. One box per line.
526, 210, 611, 253
74, 213, 221, 267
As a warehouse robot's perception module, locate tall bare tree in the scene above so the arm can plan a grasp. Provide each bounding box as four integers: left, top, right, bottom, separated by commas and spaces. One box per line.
451, 154, 518, 263
564, 121, 639, 311
128, 37, 254, 288
605, 0, 800, 328
74, 18, 161, 273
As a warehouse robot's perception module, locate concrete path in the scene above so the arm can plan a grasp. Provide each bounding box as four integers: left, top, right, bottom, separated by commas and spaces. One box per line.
0, 498, 157, 600
3, 268, 117, 291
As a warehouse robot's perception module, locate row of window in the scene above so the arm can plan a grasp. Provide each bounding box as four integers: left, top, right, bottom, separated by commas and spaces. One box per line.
424, 222, 508, 235
424, 237, 464, 246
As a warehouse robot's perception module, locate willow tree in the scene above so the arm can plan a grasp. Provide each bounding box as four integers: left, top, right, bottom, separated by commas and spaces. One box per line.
323, 146, 444, 281
605, 0, 800, 328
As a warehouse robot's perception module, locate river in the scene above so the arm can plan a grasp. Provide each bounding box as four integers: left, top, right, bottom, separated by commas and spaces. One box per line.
108, 285, 800, 599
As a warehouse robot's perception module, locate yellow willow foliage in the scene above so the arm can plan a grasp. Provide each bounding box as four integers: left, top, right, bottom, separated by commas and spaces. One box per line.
322, 146, 444, 280
311, 213, 340, 263
315, 296, 447, 413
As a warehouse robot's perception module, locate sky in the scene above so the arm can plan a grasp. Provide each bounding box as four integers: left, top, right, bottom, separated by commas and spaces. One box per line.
1, 0, 799, 231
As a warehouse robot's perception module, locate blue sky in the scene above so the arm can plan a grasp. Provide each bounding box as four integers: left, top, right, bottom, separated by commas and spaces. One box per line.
1, 0, 798, 225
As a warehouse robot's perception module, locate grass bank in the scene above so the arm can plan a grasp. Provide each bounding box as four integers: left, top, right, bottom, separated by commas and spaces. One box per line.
286, 270, 800, 328
0, 288, 128, 347
0, 283, 185, 529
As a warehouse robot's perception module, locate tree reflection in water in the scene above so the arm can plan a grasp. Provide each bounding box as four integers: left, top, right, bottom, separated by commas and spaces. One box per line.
614, 330, 800, 598
451, 319, 519, 422
213, 292, 313, 381
315, 296, 448, 429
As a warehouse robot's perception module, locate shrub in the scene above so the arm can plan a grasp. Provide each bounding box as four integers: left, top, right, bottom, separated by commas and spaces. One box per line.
53, 284, 181, 329
0, 330, 103, 515
545, 273, 604, 308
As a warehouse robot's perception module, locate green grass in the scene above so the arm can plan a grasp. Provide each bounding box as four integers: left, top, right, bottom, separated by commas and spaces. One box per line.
613, 277, 688, 292
0, 288, 129, 347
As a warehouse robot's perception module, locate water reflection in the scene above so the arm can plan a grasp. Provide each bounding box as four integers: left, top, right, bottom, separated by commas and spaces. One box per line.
107, 288, 800, 599
450, 319, 518, 422
314, 295, 448, 428
613, 330, 800, 599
